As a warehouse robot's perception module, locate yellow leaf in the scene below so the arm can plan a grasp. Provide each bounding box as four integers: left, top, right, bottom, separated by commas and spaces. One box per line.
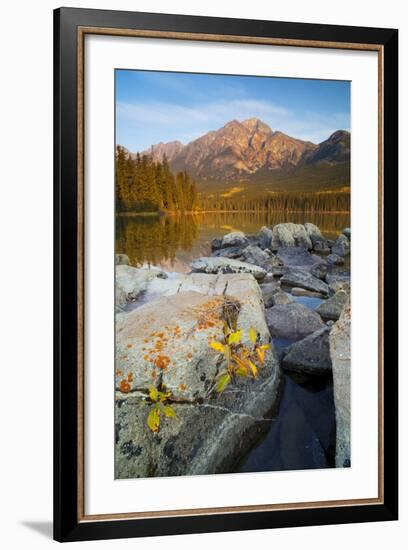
235, 364, 248, 377
249, 327, 258, 344
216, 373, 231, 393
248, 360, 258, 378
148, 386, 159, 402
162, 405, 177, 418
228, 330, 242, 345
147, 407, 160, 432
260, 344, 270, 351
256, 347, 265, 365
223, 344, 231, 363
209, 341, 225, 353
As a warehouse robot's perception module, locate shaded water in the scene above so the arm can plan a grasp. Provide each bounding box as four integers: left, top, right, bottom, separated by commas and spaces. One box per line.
238, 314, 337, 473
116, 210, 350, 271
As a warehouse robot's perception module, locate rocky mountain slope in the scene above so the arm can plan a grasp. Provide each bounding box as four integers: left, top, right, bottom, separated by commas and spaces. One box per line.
140, 118, 350, 186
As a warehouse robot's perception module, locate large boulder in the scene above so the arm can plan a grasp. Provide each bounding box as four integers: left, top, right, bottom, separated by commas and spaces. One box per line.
332, 234, 351, 257
266, 302, 325, 341
327, 253, 344, 266
115, 265, 167, 310
316, 290, 349, 321
281, 327, 331, 375
276, 247, 327, 279
191, 257, 266, 280
304, 223, 330, 254
115, 274, 281, 478
330, 298, 351, 468
342, 227, 351, 240
271, 223, 312, 250
280, 268, 329, 296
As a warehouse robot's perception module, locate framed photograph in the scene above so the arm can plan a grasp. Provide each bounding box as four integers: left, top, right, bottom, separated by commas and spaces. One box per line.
54, 7, 398, 542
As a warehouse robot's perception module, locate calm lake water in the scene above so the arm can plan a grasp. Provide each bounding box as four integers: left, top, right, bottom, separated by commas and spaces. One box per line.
116, 211, 350, 272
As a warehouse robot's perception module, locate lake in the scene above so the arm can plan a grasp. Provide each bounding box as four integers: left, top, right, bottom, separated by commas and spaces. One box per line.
115, 210, 350, 272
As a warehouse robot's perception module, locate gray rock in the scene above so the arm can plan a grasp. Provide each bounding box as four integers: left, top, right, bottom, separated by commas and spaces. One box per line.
276, 246, 316, 267
304, 223, 330, 254
191, 257, 266, 280
316, 290, 349, 321
280, 268, 329, 296
115, 279, 281, 478
258, 226, 273, 249
329, 280, 351, 295
281, 327, 331, 375
342, 227, 351, 240
325, 272, 350, 286
332, 234, 351, 257
327, 253, 344, 266
116, 253, 130, 265
221, 231, 249, 249
266, 302, 325, 341
273, 291, 294, 306
330, 298, 351, 467
310, 261, 328, 280
211, 237, 223, 251
271, 223, 312, 250
241, 245, 270, 267
211, 246, 244, 259
115, 265, 167, 310
291, 287, 325, 298
260, 281, 280, 308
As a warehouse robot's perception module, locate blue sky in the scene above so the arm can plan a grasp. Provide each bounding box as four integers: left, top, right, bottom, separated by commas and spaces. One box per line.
116, 69, 350, 153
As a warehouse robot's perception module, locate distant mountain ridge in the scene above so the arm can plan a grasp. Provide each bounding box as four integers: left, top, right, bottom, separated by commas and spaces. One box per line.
139, 118, 350, 183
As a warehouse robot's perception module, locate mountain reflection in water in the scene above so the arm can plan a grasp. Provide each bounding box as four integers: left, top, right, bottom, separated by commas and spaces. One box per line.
115, 211, 350, 273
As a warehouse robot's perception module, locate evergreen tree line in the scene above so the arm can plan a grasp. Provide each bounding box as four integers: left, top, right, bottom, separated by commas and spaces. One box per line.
198, 190, 350, 213
116, 146, 198, 213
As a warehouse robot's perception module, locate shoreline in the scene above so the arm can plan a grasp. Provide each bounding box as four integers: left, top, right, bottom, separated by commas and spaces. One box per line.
116, 209, 351, 217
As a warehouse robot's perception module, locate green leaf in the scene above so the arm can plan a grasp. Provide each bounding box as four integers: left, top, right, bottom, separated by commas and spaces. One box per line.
147, 406, 161, 432
249, 327, 258, 344
216, 373, 231, 393
228, 330, 242, 345
148, 386, 159, 402
163, 405, 177, 418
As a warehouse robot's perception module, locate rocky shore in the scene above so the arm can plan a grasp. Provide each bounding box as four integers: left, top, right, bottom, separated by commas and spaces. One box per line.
115, 222, 351, 477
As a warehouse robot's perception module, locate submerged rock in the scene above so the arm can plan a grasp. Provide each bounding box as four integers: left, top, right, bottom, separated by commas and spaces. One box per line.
266, 302, 325, 341
330, 298, 351, 468
281, 268, 329, 296
281, 327, 331, 375
191, 256, 266, 280
316, 290, 349, 321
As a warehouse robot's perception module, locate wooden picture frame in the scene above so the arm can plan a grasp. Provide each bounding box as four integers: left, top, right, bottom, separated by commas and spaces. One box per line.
54, 7, 398, 542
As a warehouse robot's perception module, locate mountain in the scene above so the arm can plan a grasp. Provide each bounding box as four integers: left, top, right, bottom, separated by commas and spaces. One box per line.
141, 140, 184, 163
131, 118, 350, 193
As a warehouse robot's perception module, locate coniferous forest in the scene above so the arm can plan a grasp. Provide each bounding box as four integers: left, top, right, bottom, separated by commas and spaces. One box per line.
116, 145, 198, 213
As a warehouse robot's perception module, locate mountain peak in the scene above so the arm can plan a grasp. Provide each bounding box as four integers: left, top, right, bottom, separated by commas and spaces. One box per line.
241, 118, 272, 134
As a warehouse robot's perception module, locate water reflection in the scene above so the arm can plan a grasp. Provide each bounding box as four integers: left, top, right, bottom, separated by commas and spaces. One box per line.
115, 211, 350, 271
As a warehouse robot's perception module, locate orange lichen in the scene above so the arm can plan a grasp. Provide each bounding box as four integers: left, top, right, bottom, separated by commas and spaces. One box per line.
119, 379, 131, 393
155, 355, 170, 370
179, 383, 186, 392
127, 372, 133, 382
